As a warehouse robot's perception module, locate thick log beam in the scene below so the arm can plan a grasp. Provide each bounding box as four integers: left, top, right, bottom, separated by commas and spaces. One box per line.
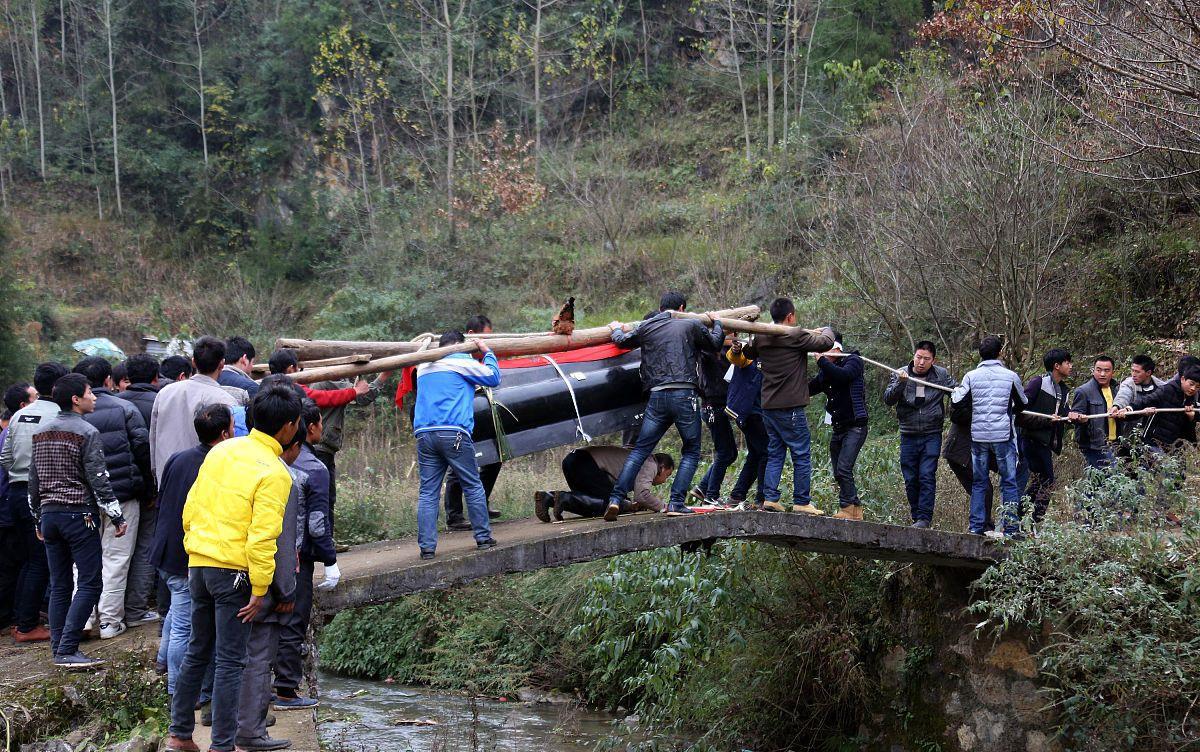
288, 305, 761, 385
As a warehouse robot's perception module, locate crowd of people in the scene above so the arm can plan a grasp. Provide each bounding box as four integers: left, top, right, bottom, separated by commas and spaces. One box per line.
527, 294, 1199, 541
0, 335, 389, 752
0, 295, 1196, 750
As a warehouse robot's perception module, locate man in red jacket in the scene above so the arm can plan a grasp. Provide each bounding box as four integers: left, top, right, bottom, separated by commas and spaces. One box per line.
267, 350, 369, 408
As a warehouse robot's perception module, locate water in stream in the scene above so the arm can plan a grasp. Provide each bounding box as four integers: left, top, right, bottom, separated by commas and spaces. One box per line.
319, 672, 628, 751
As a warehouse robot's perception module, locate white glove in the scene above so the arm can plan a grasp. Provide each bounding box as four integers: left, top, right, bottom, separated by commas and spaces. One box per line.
315, 563, 341, 591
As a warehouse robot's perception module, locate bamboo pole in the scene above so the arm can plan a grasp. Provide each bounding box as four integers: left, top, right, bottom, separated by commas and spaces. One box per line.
278, 307, 761, 362
289, 306, 761, 385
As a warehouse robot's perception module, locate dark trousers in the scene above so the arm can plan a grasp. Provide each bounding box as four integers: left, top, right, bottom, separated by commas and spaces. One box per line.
445, 462, 502, 523
170, 567, 253, 752
273, 559, 314, 694
610, 389, 703, 508
237, 621, 282, 743
557, 450, 626, 517
125, 500, 157, 620
829, 424, 867, 508
1020, 437, 1055, 523
5, 483, 49, 632
948, 459, 993, 532
900, 433, 941, 523
697, 404, 738, 500
0, 525, 19, 629
40, 510, 103, 657
730, 413, 768, 504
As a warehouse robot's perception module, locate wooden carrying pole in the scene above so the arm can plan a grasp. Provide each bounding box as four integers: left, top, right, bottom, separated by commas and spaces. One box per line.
289, 306, 762, 385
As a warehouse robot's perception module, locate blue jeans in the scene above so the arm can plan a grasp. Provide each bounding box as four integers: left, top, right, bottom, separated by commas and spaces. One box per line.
762, 407, 813, 506
170, 567, 253, 752
900, 433, 941, 523
158, 569, 192, 695
698, 405, 738, 500
40, 509, 103, 657
609, 389, 703, 508
730, 413, 768, 503
1082, 445, 1116, 472
417, 431, 493, 551
829, 424, 867, 508
971, 440, 1020, 535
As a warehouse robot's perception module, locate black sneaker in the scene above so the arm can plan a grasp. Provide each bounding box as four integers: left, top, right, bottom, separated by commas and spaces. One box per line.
446, 518, 472, 531
534, 491, 554, 523
911, 519, 931, 529
419, 550, 435, 560
234, 735, 292, 751
53, 651, 104, 669
665, 503, 695, 516
476, 538, 497, 550
488, 507, 502, 519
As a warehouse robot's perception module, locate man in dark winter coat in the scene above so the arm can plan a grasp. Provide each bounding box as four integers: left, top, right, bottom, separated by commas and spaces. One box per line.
73, 357, 152, 639
883, 340, 956, 528
692, 337, 738, 504
1129, 366, 1200, 452
809, 332, 869, 520
1014, 348, 1074, 524
1071, 356, 1120, 471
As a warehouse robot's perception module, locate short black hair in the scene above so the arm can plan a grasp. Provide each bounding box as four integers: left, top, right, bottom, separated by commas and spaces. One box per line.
280, 418, 306, 451
1177, 355, 1199, 374
52, 373, 90, 411
1094, 354, 1115, 368
300, 398, 322, 429
978, 336, 1003, 360
73, 356, 112, 389
111, 362, 128, 385
914, 340, 937, 358
1043, 348, 1072, 373
659, 291, 686, 312
653, 453, 674, 472
465, 315, 492, 333
193, 336, 226, 375
831, 329, 844, 346
33, 362, 69, 397
160, 355, 194, 382
439, 331, 466, 348
1183, 365, 1200, 383
249, 382, 302, 437
769, 297, 795, 324
125, 354, 159, 385
194, 403, 233, 444
3, 382, 30, 414
225, 336, 256, 365
268, 349, 300, 375
1131, 354, 1156, 373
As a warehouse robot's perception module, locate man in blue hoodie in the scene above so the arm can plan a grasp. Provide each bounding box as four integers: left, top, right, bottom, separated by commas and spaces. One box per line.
413, 332, 501, 558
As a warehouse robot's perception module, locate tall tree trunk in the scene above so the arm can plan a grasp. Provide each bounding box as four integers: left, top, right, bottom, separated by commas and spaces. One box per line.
765, 9, 774, 149
192, 0, 208, 168
798, 0, 820, 124
781, 0, 789, 149
30, 0, 45, 178
102, 0, 121, 214
638, 0, 649, 77
727, 0, 751, 161
58, 0, 63, 63
6, 0, 29, 142
442, 0, 454, 227
533, 0, 542, 163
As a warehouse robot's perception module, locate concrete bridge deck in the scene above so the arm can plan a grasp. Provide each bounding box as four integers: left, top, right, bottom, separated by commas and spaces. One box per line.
316, 510, 1000, 614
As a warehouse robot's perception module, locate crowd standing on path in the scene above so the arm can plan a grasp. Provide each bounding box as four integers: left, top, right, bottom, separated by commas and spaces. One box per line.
0, 294, 1196, 752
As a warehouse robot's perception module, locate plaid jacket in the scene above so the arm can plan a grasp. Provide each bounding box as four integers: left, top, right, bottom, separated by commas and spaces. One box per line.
28, 411, 124, 524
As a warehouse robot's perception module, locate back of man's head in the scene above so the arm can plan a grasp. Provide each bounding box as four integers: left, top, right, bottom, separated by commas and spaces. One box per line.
250, 383, 303, 439
126, 354, 159, 385
193, 336, 225, 376
978, 336, 1003, 361
225, 336, 256, 366
33, 362, 69, 397
465, 315, 492, 334
300, 398, 322, 430
769, 297, 795, 324
4, 382, 30, 414
439, 331, 466, 348
659, 291, 686, 312
73, 356, 112, 389
268, 349, 299, 375
160, 355, 194, 382
52, 373, 89, 411
194, 403, 233, 445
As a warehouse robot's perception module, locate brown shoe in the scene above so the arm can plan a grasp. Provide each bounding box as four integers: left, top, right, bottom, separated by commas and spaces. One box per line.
167, 736, 201, 752
13, 625, 50, 642
603, 502, 620, 522
832, 505, 863, 521
762, 501, 787, 512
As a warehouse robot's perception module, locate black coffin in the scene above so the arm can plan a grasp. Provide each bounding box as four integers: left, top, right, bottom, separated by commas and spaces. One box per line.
469, 349, 645, 465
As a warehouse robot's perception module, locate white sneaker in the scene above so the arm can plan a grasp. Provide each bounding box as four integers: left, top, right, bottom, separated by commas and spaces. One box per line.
983, 530, 1006, 540
99, 622, 127, 640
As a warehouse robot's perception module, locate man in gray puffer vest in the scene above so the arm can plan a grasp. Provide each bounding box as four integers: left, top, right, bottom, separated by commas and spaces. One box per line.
951, 336, 1027, 538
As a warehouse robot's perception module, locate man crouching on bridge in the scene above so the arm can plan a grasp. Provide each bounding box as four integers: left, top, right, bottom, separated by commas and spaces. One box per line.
413, 332, 501, 560
534, 446, 674, 522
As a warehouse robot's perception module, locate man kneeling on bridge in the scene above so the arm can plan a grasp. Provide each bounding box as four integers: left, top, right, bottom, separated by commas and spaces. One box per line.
535, 446, 673, 522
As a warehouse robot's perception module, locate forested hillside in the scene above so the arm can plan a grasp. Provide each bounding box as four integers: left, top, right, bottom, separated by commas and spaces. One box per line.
0, 0, 1194, 381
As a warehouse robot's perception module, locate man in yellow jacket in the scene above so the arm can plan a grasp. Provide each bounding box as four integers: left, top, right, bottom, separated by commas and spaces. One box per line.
167, 382, 302, 752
